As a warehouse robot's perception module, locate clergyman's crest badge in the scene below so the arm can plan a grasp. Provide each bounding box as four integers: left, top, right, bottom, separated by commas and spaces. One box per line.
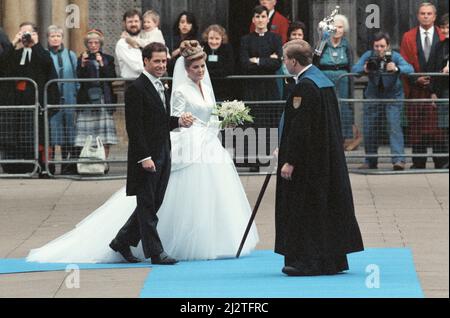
293, 97, 302, 109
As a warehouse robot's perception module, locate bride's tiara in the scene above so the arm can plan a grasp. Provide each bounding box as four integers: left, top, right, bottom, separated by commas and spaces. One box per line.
180, 40, 206, 60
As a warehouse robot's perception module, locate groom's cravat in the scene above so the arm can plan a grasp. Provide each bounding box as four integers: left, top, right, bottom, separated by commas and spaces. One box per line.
155, 80, 166, 107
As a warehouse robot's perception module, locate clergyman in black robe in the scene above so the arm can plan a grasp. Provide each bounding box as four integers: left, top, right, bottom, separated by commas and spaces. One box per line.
240, 5, 283, 168
276, 40, 364, 276
1, 23, 59, 175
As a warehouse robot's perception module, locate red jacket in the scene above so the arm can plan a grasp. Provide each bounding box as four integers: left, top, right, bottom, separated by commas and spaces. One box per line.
400, 26, 445, 97
400, 26, 446, 143
250, 11, 290, 44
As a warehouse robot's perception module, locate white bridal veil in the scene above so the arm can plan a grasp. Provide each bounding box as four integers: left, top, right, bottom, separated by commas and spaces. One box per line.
170, 56, 217, 113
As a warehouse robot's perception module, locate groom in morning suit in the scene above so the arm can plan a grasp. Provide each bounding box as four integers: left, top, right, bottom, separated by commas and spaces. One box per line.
110, 42, 194, 264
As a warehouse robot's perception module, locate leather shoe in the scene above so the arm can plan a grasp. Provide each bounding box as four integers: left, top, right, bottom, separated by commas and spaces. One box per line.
151, 252, 178, 265
393, 162, 405, 171
109, 239, 141, 263
282, 266, 335, 276
282, 266, 315, 276
410, 164, 426, 170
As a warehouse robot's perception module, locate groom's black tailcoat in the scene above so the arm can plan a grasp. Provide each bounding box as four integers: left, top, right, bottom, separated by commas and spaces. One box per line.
115, 73, 179, 258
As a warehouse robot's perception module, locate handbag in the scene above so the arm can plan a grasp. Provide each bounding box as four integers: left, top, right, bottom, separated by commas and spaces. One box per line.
77, 135, 106, 175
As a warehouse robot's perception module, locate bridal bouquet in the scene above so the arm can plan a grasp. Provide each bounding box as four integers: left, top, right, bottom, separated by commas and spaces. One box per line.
214, 100, 254, 129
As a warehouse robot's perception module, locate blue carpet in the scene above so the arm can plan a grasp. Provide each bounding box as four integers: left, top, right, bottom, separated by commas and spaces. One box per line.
0, 259, 151, 274
140, 249, 424, 298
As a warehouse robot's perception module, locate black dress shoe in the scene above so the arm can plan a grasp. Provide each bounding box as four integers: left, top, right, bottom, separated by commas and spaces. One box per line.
109, 239, 141, 263
410, 164, 426, 170
282, 266, 307, 276
151, 252, 178, 265
282, 266, 322, 277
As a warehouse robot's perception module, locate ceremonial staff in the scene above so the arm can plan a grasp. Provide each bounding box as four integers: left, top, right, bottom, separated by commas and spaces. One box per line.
236, 160, 276, 258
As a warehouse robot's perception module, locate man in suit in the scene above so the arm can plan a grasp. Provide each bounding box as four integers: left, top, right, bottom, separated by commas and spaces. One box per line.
400, 2, 447, 169
110, 42, 194, 264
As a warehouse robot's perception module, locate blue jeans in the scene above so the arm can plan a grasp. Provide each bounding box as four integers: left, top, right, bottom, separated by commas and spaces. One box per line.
363, 101, 405, 165
50, 109, 76, 146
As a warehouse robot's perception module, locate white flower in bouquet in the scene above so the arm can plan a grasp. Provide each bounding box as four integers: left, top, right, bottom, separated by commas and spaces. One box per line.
214, 100, 254, 129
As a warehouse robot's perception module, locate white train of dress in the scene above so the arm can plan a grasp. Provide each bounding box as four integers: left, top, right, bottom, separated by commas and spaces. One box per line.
26, 78, 259, 263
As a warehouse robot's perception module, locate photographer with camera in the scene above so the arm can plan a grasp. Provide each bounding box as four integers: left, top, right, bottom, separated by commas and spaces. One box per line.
75, 29, 118, 173
352, 32, 414, 171
2, 22, 59, 176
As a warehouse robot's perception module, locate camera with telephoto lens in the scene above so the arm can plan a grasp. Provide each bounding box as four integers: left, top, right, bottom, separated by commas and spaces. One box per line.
366, 51, 393, 72
21, 32, 33, 45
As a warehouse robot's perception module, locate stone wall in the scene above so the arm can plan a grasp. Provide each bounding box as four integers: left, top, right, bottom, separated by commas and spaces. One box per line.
88, 0, 142, 56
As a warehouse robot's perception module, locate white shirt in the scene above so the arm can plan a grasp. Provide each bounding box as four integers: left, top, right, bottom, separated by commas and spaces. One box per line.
419, 26, 435, 52
20, 48, 32, 65
268, 9, 275, 20
295, 64, 313, 84
142, 70, 164, 96
115, 38, 144, 78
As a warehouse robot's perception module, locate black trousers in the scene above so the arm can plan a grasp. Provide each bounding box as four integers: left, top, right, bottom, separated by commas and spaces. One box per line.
412, 129, 449, 168
114, 144, 171, 258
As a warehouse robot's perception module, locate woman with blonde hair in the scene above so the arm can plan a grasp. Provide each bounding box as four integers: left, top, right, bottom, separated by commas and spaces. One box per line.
201, 24, 234, 101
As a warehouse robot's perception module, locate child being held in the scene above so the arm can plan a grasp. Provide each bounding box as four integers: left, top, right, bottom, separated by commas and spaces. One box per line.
122, 10, 166, 49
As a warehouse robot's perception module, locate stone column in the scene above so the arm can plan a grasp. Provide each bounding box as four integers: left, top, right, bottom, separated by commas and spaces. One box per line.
2, 0, 38, 40
52, 0, 70, 48
68, 0, 88, 55
39, 0, 52, 48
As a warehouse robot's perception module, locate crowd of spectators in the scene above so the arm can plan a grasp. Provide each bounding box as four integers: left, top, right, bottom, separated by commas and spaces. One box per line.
0, 1, 448, 175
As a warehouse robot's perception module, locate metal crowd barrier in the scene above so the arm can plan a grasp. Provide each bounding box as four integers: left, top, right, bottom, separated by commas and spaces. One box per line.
337, 72, 449, 174
25, 72, 449, 180
0, 78, 40, 178
43, 78, 134, 180
42, 75, 291, 179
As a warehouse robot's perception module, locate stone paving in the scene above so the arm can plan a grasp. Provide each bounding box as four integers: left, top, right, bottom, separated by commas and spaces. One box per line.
0, 173, 448, 298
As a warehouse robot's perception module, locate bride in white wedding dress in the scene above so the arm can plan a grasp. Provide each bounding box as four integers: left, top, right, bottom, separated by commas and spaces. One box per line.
26, 42, 259, 263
